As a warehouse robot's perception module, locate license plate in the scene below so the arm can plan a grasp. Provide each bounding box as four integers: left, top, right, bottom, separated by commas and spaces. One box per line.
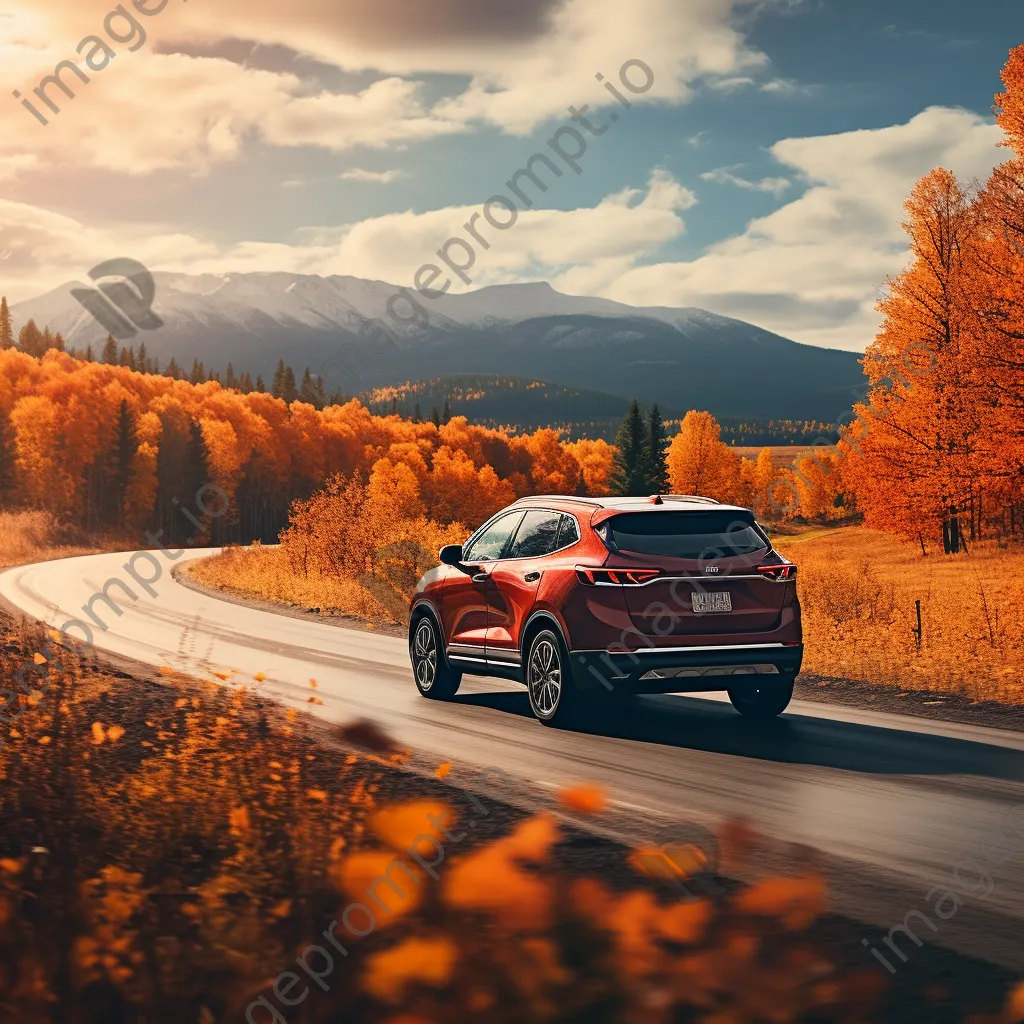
692, 591, 732, 614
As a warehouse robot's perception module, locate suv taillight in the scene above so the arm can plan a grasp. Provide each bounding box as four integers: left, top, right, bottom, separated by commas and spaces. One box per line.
757, 564, 796, 582
575, 566, 660, 586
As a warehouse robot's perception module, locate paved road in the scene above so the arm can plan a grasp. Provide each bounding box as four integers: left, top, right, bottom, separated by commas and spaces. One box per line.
3, 548, 1024, 972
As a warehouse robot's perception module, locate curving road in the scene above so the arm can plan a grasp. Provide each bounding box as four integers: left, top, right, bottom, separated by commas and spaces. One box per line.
3, 548, 1024, 972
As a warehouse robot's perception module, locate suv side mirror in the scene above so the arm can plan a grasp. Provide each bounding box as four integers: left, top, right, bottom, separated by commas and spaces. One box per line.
438, 545, 465, 566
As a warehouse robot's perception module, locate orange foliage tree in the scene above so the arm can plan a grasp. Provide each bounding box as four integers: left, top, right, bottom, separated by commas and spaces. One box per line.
0, 352, 616, 542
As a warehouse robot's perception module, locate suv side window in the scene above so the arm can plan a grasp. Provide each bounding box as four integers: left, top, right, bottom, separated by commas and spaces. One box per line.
507, 510, 563, 559
556, 514, 580, 549
463, 512, 524, 562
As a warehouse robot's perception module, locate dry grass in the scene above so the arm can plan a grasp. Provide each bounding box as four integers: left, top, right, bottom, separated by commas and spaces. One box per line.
0, 510, 99, 569
778, 527, 1024, 702
187, 542, 386, 620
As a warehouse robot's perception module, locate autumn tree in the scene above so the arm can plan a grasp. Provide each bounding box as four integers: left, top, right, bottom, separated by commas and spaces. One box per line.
845, 169, 980, 551
666, 411, 739, 501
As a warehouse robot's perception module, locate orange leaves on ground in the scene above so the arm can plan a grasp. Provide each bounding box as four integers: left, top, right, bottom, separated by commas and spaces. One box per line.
362, 935, 458, 1004
444, 814, 558, 931
732, 875, 827, 930
32, 652, 47, 665
306, 789, 328, 802
629, 842, 709, 883
434, 761, 451, 779
91, 722, 125, 745
228, 806, 251, 834
253, 672, 266, 682
331, 851, 423, 922
557, 783, 607, 815
570, 878, 712, 980
370, 801, 454, 855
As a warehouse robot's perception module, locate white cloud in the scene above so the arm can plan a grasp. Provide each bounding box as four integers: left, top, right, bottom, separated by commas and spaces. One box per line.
760, 77, 815, 96
605, 106, 1004, 350
700, 166, 791, 195
3, 0, 773, 177
340, 168, 409, 183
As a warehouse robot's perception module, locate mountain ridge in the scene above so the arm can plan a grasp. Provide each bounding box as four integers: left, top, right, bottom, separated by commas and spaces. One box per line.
9, 271, 865, 421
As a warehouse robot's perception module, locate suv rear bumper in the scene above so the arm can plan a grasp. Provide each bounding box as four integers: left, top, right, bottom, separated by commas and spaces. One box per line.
572, 642, 803, 694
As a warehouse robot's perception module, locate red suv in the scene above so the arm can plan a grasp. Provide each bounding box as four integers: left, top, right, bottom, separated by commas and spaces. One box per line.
408, 495, 802, 725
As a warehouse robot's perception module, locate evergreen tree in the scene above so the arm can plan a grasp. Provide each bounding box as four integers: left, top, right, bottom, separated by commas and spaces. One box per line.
391, 397, 398, 416
611, 400, 650, 496
101, 334, 118, 365
0, 297, 12, 350
0, 410, 15, 501
442, 397, 451, 424
300, 367, 322, 407
52, 331, 64, 353
282, 365, 298, 404
119, 345, 133, 368
239, 371, 252, 393
183, 420, 211, 543
430, 406, 441, 428
138, 342, 148, 373
41, 327, 54, 355
165, 357, 181, 380
112, 399, 137, 526
412, 402, 422, 423
271, 359, 287, 398
18, 320, 46, 358
188, 359, 205, 384
85, 344, 95, 362
644, 403, 670, 494
255, 374, 265, 393
225, 363, 236, 389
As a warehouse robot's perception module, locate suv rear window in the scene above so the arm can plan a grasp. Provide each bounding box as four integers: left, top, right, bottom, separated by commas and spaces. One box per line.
603, 511, 769, 559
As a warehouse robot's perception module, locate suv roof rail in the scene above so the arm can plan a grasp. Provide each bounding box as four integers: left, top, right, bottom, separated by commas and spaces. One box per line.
660, 494, 720, 504
513, 494, 604, 507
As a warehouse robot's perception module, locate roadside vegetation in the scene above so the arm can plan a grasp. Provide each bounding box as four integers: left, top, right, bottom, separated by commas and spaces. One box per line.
2, 615, 1022, 1024
778, 528, 1024, 702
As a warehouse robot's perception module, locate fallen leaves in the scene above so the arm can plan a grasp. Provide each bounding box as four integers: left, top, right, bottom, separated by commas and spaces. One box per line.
362, 936, 458, 1003
557, 783, 607, 815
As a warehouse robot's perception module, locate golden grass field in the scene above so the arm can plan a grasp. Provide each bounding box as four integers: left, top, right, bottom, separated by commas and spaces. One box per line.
193, 526, 1024, 704
777, 527, 1024, 703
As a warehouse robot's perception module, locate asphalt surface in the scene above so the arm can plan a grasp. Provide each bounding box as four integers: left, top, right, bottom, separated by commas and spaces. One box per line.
2, 548, 1024, 974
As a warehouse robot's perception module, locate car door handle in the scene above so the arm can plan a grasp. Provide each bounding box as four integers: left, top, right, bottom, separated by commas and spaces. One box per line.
472, 573, 489, 583
524, 571, 541, 583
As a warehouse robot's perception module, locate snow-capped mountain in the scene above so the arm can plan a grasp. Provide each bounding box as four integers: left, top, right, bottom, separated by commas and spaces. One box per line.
9, 272, 864, 421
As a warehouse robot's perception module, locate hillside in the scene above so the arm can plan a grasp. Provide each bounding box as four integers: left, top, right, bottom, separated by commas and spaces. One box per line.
361, 374, 840, 444
10, 274, 865, 422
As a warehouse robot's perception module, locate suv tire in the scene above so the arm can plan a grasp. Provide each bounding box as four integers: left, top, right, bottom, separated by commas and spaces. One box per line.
728, 673, 795, 719
410, 614, 461, 700
526, 628, 578, 727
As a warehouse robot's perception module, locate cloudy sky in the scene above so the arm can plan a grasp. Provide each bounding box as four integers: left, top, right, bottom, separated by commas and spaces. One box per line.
0, 0, 1017, 350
